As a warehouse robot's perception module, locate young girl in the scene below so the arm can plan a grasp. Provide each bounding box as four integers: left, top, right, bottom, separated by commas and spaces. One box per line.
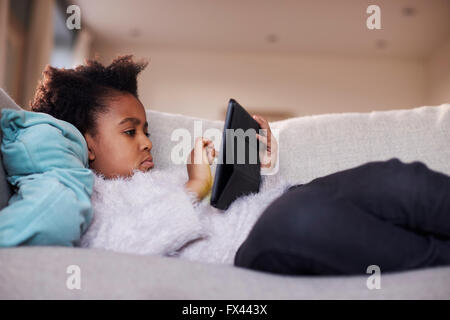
30, 55, 291, 265
31, 56, 450, 275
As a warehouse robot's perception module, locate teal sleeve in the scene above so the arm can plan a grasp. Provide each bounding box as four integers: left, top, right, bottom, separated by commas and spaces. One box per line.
0, 173, 92, 246
0, 109, 94, 247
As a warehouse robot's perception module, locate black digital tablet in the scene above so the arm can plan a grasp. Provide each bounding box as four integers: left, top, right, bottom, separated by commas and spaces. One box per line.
210, 99, 262, 210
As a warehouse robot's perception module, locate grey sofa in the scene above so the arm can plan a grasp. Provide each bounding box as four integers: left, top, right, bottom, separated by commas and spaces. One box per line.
0, 88, 449, 299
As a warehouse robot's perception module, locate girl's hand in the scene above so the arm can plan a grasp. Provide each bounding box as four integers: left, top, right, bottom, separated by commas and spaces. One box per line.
253, 115, 278, 170
185, 137, 217, 201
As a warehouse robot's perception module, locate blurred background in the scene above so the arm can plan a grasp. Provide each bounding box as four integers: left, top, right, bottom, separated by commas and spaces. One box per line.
0, 0, 449, 121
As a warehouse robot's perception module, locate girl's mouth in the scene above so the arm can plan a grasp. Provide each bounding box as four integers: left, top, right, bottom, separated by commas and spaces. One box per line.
141, 159, 154, 169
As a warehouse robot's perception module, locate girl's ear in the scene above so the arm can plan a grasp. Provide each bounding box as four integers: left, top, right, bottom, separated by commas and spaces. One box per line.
84, 133, 96, 162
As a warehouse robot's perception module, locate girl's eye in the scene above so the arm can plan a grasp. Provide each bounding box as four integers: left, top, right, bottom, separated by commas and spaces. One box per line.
124, 130, 150, 138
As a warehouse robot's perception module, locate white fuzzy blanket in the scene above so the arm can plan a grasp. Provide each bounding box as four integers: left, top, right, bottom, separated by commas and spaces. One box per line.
79, 165, 291, 265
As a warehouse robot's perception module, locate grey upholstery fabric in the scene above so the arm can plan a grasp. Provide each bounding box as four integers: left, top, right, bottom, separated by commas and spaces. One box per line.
0, 247, 449, 299
0, 89, 22, 209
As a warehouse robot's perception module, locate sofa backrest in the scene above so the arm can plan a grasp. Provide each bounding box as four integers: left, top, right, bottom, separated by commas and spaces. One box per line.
146, 103, 450, 186
0, 89, 22, 209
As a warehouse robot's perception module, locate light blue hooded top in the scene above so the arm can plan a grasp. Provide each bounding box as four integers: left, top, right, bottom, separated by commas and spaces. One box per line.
0, 109, 94, 247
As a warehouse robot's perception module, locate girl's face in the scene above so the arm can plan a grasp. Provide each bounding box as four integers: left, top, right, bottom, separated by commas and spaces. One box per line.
84, 93, 154, 179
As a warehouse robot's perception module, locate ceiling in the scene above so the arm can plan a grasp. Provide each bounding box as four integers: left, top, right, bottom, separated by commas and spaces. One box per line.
73, 0, 450, 59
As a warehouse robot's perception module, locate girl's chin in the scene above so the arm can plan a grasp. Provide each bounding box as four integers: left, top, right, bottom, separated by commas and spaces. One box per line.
138, 165, 154, 172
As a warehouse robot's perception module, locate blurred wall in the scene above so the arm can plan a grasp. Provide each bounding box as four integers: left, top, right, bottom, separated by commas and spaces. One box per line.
426, 36, 450, 105
22, 0, 54, 108
92, 43, 427, 120
0, 0, 8, 89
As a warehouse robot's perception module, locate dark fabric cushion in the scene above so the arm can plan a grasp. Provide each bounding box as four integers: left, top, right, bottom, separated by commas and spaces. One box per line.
0, 89, 22, 209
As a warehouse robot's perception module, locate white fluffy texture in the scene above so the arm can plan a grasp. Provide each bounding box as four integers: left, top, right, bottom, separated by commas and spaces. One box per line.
79, 165, 291, 264
175, 168, 292, 265
79, 168, 209, 256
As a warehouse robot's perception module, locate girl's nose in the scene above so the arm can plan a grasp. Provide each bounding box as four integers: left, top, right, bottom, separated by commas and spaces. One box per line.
142, 136, 152, 151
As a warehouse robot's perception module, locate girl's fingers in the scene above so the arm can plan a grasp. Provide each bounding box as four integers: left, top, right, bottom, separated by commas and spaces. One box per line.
256, 133, 268, 145
202, 138, 215, 148
257, 134, 272, 152
193, 138, 208, 164
206, 148, 218, 165
253, 116, 273, 139
254, 115, 267, 124
206, 146, 217, 157
196, 137, 214, 150
253, 115, 269, 129
193, 137, 217, 164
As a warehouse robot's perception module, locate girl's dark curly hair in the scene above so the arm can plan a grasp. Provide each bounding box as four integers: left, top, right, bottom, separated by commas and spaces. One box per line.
31, 55, 148, 136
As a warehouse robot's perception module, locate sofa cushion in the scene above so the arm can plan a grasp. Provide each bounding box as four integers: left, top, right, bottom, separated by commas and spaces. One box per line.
0, 246, 449, 299
0, 89, 21, 210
